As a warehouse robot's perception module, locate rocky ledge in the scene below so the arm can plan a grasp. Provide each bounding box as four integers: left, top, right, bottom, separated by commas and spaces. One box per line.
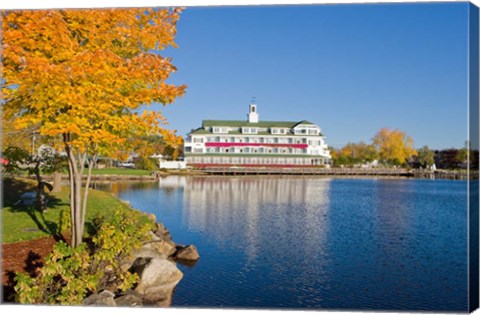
82, 215, 199, 307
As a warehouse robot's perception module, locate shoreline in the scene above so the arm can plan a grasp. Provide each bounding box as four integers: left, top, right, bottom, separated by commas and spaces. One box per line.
16, 167, 475, 182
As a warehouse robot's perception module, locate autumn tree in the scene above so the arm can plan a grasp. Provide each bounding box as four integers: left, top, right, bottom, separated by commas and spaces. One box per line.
161, 129, 184, 160
2, 8, 186, 247
331, 142, 378, 166
372, 128, 416, 166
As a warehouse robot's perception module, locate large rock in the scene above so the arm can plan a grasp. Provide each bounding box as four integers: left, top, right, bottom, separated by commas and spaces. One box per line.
82, 290, 116, 306
173, 244, 200, 261
143, 231, 177, 257
131, 257, 183, 306
154, 222, 172, 241
114, 289, 143, 307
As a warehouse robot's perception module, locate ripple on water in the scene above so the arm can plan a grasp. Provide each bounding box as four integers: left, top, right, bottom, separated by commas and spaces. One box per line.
94, 177, 468, 311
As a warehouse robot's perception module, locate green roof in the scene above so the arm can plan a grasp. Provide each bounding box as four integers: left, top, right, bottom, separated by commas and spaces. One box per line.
293, 120, 315, 127
188, 120, 322, 136
202, 120, 303, 128
189, 128, 212, 135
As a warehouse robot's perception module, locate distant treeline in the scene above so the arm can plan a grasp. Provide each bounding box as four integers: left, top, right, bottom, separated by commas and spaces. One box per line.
329, 128, 478, 170
430, 148, 479, 170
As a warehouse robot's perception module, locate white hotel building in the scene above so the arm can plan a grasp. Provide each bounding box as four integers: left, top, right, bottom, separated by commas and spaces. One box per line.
183, 104, 332, 167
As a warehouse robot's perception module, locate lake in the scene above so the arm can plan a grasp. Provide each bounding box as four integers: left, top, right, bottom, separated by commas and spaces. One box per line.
94, 176, 468, 311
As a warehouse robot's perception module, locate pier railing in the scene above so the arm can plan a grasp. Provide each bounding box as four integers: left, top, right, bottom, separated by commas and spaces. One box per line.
199, 167, 477, 179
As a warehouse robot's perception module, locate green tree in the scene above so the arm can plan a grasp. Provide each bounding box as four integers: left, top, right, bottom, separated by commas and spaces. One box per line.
3, 145, 63, 212
416, 146, 435, 168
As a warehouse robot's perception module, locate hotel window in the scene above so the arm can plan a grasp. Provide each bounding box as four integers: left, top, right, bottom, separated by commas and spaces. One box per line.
193, 148, 203, 153
242, 127, 258, 134
193, 138, 203, 143
308, 129, 318, 135
213, 127, 220, 133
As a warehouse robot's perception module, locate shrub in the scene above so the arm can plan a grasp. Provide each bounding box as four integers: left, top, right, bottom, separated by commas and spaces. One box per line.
14, 208, 155, 305
134, 156, 157, 171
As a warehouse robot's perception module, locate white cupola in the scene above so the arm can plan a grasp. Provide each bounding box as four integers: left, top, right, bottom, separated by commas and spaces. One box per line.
247, 103, 259, 123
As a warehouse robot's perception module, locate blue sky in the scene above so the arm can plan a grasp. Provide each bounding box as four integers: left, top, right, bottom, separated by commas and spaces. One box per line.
153, 2, 469, 150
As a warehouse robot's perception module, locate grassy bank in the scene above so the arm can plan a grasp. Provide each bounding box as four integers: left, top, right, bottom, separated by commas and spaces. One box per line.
86, 168, 152, 176
2, 177, 136, 243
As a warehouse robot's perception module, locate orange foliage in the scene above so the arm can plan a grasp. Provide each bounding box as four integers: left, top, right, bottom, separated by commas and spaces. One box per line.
2, 8, 186, 247
2, 8, 186, 153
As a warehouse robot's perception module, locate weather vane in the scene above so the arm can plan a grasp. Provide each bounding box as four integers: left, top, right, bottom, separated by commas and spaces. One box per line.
251, 96, 256, 104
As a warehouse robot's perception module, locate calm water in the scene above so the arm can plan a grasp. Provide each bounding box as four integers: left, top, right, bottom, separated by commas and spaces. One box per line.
94, 176, 468, 311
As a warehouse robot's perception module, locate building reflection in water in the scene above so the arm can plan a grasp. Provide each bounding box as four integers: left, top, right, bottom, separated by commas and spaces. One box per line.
166, 176, 332, 266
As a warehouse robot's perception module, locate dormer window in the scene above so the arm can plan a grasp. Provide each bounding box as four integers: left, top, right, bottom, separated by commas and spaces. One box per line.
242, 127, 257, 134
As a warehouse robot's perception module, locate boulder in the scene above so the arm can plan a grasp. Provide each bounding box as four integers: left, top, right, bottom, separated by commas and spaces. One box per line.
131, 257, 183, 306
154, 222, 172, 241
114, 289, 143, 307
82, 290, 116, 306
173, 244, 200, 261
143, 231, 176, 257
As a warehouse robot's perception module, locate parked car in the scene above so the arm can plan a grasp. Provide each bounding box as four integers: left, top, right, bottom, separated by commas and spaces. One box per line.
120, 162, 135, 168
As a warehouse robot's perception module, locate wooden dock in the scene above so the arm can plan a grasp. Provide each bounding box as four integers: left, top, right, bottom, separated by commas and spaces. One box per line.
199, 167, 477, 179
199, 167, 411, 177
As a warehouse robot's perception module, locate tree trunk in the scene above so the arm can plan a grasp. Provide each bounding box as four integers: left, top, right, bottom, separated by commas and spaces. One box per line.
33, 161, 47, 213
52, 171, 62, 193
64, 136, 82, 247
63, 135, 95, 248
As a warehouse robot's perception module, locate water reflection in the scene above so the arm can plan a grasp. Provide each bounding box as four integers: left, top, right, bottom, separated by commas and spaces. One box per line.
93, 177, 468, 311
179, 176, 332, 265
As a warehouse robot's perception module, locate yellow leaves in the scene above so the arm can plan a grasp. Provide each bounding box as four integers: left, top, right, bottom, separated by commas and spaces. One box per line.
3, 7, 186, 157
373, 128, 416, 164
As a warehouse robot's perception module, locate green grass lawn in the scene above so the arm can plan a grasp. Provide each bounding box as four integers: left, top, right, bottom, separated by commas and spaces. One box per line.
2, 177, 138, 244
88, 168, 152, 176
